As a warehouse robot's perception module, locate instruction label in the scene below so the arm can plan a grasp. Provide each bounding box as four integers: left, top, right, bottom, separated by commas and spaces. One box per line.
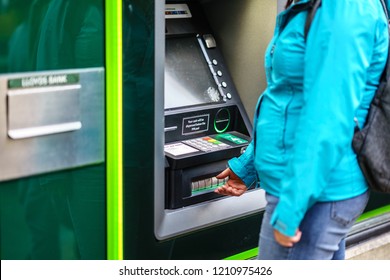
182, 114, 209, 135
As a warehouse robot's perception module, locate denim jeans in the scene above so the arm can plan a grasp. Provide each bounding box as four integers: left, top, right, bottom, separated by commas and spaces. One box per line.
257, 191, 369, 260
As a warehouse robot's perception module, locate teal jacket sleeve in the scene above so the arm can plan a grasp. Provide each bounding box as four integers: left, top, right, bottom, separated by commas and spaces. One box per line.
228, 141, 257, 188
270, 0, 386, 236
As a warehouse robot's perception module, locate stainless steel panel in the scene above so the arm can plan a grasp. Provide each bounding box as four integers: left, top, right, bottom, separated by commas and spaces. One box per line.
0, 68, 105, 182
8, 84, 82, 139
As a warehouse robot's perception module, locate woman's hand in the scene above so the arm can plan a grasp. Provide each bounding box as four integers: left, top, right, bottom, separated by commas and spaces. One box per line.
274, 229, 302, 247
214, 168, 247, 196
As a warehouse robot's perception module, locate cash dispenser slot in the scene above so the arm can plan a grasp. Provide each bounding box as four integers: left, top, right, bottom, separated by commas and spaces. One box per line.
191, 175, 228, 195
166, 160, 231, 209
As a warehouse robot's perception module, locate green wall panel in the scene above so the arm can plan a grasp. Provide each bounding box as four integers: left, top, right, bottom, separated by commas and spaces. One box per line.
0, 0, 106, 260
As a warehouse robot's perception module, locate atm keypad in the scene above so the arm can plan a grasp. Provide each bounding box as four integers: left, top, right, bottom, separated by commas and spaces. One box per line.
183, 136, 230, 152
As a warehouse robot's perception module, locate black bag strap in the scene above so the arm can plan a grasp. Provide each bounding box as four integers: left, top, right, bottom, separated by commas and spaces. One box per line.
379, 0, 389, 19
304, 0, 322, 41
378, 0, 390, 84
281, 0, 315, 33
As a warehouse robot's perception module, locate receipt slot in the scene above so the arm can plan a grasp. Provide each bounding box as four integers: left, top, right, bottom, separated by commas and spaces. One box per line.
154, 1, 266, 240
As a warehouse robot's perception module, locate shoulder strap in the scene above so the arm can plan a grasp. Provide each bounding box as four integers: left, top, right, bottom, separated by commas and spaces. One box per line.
304, 0, 322, 41
283, 0, 316, 33
379, 0, 390, 83
380, 0, 389, 19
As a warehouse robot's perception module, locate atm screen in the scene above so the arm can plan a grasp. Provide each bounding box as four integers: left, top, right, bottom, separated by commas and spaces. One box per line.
165, 36, 222, 109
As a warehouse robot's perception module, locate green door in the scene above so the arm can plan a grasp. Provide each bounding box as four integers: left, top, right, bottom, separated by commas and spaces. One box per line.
0, 0, 111, 260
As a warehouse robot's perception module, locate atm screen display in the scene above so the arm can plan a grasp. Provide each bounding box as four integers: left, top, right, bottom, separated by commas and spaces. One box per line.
165, 37, 222, 109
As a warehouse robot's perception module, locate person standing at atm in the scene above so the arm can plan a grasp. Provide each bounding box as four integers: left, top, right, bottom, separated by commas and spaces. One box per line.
215, 0, 388, 259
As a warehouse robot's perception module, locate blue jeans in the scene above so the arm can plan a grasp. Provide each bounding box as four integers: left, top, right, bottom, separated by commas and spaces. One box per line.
257, 191, 369, 260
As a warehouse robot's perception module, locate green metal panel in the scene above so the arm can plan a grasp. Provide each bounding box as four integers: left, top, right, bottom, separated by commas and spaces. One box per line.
122, 0, 160, 259
357, 204, 390, 222
0, 0, 106, 260
224, 248, 258, 260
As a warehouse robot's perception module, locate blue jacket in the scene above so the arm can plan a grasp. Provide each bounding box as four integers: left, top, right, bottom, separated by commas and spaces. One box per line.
228, 0, 389, 236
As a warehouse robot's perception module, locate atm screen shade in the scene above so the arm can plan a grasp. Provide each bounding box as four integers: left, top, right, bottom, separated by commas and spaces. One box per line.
165, 36, 221, 109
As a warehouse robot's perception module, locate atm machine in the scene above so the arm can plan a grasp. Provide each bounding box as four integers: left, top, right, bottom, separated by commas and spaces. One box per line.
164, 2, 253, 209
154, 1, 266, 241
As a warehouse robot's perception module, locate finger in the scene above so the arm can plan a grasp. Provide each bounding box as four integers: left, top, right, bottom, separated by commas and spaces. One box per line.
277, 238, 294, 248
214, 185, 229, 195
215, 185, 234, 196
225, 185, 234, 194
283, 241, 294, 247
229, 182, 246, 190
274, 229, 302, 247
232, 188, 246, 196
291, 230, 302, 244
274, 230, 294, 247
229, 183, 247, 195
216, 168, 230, 179
223, 185, 240, 196
214, 187, 225, 194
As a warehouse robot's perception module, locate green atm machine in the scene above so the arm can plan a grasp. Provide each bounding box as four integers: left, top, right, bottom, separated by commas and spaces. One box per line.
1, 0, 389, 260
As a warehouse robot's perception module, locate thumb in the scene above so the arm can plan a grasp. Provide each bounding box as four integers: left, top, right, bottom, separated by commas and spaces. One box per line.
216, 168, 230, 179
292, 230, 302, 243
